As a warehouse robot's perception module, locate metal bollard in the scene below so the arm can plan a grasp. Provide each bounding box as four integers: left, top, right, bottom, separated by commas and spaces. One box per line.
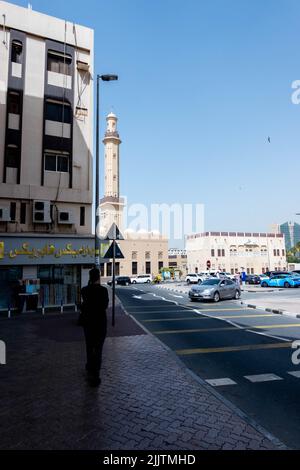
60, 299, 63, 313
42, 300, 45, 316
7, 303, 11, 319
74, 303, 78, 313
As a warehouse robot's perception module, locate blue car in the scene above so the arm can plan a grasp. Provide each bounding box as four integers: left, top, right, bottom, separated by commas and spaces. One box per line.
261, 274, 300, 288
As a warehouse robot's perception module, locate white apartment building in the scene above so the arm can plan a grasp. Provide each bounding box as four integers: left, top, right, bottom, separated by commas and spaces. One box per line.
186, 231, 286, 274
0, 1, 94, 308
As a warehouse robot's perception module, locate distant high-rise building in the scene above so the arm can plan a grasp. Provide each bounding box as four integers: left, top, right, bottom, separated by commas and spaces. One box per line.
271, 222, 300, 251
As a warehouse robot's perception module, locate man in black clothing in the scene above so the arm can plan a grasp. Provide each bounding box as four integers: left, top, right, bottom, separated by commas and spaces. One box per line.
80, 268, 109, 386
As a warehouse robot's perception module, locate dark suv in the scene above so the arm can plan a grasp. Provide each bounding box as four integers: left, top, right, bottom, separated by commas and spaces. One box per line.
108, 276, 131, 286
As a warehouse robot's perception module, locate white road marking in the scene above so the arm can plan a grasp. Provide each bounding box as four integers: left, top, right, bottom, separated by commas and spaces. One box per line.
132, 295, 142, 299
288, 371, 300, 378
205, 378, 237, 386
244, 373, 283, 383
170, 294, 184, 298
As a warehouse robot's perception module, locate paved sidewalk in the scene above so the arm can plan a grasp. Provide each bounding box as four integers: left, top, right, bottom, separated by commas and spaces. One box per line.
0, 305, 284, 450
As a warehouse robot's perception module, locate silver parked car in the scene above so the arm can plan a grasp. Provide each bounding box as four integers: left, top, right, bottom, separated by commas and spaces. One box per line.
188, 278, 241, 302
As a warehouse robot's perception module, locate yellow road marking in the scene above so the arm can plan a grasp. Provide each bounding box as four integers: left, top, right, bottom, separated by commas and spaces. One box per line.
176, 342, 293, 355
142, 314, 274, 323
154, 323, 300, 335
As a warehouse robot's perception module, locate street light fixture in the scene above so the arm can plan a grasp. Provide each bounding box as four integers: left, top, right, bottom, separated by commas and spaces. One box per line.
95, 73, 118, 273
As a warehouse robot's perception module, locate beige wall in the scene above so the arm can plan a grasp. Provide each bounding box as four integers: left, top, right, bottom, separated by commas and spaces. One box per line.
0, 2, 93, 235
103, 235, 169, 277
186, 232, 286, 274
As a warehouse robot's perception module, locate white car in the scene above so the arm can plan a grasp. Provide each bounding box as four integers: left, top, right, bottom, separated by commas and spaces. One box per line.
131, 274, 152, 284
185, 273, 201, 284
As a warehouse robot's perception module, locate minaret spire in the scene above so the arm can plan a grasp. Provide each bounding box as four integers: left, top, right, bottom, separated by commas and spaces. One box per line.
99, 112, 124, 237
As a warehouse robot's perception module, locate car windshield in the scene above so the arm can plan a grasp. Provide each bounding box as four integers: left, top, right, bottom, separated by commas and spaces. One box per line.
201, 279, 220, 286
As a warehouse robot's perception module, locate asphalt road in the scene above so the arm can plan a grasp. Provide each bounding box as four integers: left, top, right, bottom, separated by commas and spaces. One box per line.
115, 284, 300, 449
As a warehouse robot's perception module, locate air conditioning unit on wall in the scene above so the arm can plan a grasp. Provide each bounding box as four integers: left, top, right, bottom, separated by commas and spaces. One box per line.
0, 207, 11, 222
58, 210, 74, 224
33, 200, 52, 223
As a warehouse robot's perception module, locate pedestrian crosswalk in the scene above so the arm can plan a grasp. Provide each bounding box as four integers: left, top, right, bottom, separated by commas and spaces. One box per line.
205, 371, 300, 386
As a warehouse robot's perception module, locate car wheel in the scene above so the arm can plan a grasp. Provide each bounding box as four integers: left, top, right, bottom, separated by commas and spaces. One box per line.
132, 280, 137, 284
198, 279, 202, 284
234, 290, 240, 300
190, 298, 196, 302
284, 282, 290, 288
261, 282, 268, 287
213, 291, 220, 302
147, 280, 151, 283
187, 279, 190, 285
125, 282, 129, 286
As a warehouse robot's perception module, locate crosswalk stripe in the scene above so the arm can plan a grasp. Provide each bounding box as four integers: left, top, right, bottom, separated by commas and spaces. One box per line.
176, 342, 293, 355
205, 378, 237, 386
244, 373, 283, 383
288, 371, 300, 378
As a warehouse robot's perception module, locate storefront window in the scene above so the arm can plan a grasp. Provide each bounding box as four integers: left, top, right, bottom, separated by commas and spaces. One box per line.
0, 266, 22, 309
38, 265, 80, 307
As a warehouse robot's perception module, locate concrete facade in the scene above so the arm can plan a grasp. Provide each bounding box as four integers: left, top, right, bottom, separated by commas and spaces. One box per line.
186, 231, 286, 274
168, 248, 188, 275
0, 1, 94, 308
0, 1, 93, 234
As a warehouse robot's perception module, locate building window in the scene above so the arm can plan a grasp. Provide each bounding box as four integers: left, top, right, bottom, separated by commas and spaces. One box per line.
80, 207, 85, 226
6, 145, 20, 168
115, 262, 120, 276
273, 249, 276, 256
132, 261, 137, 275
222, 249, 225, 257
45, 152, 69, 173
45, 100, 72, 123
10, 202, 16, 222
251, 268, 254, 274
158, 251, 163, 259
106, 263, 112, 277
282, 249, 285, 256
20, 202, 26, 224
47, 50, 72, 76
132, 251, 137, 260
11, 40, 22, 63
217, 249, 221, 257
8, 91, 21, 114
158, 261, 163, 271
211, 249, 215, 257
146, 261, 151, 274
247, 268, 250, 274
277, 249, 280, 256
145, 251, 150, 260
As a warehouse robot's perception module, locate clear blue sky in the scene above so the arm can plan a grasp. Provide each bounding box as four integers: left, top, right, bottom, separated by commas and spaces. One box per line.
10, 0, 300, 238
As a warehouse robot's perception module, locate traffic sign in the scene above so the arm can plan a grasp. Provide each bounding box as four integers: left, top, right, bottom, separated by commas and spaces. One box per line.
105, 223, 124, 241
103, 240, 124, 259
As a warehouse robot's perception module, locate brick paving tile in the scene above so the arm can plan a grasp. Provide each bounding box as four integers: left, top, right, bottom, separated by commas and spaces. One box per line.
0, 311, 283, 450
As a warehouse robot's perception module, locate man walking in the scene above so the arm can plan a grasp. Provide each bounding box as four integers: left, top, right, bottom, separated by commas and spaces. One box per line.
80, 268, 109, 387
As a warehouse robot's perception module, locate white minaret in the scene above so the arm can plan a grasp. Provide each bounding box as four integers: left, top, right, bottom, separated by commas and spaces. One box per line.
99, 112, 124, 237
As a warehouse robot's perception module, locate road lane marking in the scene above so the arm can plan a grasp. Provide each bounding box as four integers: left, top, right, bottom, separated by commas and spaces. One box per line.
170, 294, 184, 298
244, 373, 283, 383
142, 314, 275, 323
288, 371, 300, 378
205, 378, 237, 386
153, 323, 300, 335
176, 342, 293, 355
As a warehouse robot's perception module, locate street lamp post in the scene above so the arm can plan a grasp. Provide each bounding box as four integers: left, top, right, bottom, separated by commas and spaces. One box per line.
95, 74, 118, 274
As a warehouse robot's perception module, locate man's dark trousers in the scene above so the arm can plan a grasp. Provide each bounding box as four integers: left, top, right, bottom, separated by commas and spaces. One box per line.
83, 326, 106, 376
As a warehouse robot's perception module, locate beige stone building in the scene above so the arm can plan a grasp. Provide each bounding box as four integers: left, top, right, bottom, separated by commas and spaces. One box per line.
186, 231, 286, 274
168, 248, 188, 275
99, 113, 168, 278
0, 1, 95, 309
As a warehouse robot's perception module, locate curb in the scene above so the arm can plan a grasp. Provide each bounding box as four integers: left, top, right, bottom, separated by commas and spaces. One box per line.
117, 294, 288, 450
241, 301, 300, 319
